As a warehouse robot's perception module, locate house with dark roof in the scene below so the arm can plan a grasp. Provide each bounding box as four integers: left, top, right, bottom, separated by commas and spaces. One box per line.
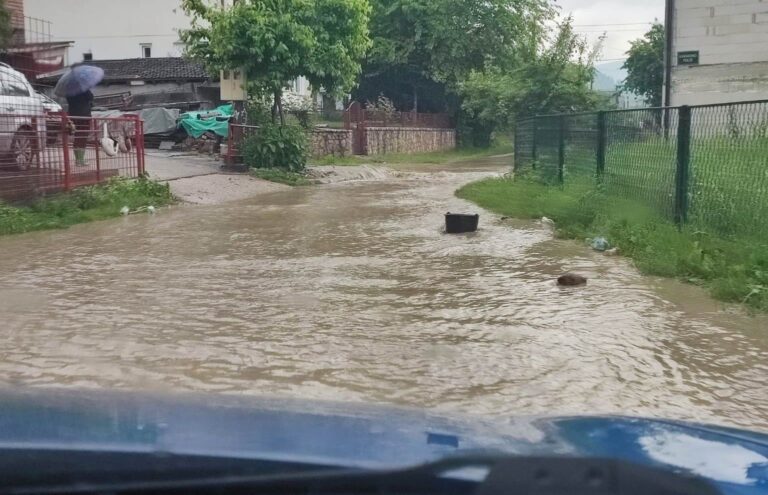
0, 1, 72, 80
36, 57, 219, 111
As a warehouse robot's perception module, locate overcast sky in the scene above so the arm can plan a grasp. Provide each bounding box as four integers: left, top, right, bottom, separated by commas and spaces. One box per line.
553, 0, 665, 63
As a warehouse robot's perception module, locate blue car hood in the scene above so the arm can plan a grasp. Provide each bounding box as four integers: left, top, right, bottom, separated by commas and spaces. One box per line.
0, 389, 766, 494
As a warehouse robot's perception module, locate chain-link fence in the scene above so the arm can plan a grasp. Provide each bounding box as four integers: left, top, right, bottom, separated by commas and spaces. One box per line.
514, 100, 768, 237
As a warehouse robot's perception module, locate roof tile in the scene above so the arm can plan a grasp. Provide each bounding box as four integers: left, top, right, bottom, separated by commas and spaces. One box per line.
38, 57, 210, 84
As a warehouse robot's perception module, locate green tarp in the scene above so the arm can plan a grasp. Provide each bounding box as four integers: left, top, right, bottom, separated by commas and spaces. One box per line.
178, 104, 234, 138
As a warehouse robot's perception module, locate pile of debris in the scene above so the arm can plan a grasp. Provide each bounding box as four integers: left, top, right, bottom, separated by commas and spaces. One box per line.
181, 131, 222, 154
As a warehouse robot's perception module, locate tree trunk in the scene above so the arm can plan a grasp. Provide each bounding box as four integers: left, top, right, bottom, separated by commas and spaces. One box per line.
274, 89, 285, 126
271, 97, 278, 124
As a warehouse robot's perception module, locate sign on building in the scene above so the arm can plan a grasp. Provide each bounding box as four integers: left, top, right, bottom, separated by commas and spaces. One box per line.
677, 51, 699, 65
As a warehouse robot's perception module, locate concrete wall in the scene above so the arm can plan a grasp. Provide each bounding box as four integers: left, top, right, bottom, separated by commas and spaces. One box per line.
670, 0, 768, 105
310, 129, 352, 158
364, 127, 456, 155
672, 62, 768, 105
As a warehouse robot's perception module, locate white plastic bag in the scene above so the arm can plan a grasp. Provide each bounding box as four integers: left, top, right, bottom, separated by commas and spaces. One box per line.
100, 122, 119, 157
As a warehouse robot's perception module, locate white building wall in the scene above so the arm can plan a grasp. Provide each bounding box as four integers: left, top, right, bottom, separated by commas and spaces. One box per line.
25, 0, 190, 62
670, 0, 768, 105
25, 0, 312, 96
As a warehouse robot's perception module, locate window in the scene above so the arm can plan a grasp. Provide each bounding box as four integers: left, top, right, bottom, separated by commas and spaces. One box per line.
83, 52, 93, 62
1, 77, 30, 97
141, 44, 152, 58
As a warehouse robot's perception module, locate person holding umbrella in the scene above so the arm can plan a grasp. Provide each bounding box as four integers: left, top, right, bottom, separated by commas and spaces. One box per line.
54, 64, 104, 166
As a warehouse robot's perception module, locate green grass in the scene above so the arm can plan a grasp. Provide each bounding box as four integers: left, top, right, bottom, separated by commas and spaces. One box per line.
251, 168, 313, 186
309, 138, 514, 167
310, 155, 377, 166
457, 175, 768, 312
0, 177, 175, 236
537, 135, 768, 237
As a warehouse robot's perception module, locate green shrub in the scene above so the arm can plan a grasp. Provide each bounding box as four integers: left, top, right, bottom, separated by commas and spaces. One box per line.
242, 124, 308, 171
0, 177, 174, 236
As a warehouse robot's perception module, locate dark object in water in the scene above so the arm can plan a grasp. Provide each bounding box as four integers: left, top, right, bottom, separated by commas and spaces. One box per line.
445, 213, 479, 233
557, 273, 587, 286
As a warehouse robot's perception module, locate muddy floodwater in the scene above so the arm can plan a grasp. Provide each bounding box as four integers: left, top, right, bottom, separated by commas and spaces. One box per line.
1, 159, 767, 431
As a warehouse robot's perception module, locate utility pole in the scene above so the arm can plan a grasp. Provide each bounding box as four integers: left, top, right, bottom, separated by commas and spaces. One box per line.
662, 0, 676, 140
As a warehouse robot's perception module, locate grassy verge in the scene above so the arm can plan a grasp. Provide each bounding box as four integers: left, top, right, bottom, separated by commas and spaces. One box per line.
457, 175, 768, 312
0, 178, 174, 236
251, 168, 312, 186
535, 136, 768, 236
310, 140, 514, 167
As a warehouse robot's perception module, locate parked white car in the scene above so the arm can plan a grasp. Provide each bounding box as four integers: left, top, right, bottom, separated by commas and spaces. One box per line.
36, 91, 65, 147
0, 63, 47, 170
35, 91, 62, 113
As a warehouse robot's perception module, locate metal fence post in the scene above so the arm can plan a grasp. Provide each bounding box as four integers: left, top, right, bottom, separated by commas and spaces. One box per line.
94, 119, 101, 182
557, 116, 565, 184
136, 116, 146, 175
674, 105, 691, 226
531, 117, 537, 168
513, 121, 520, 172
60, 112, 71, 191
596, 111, 606, 182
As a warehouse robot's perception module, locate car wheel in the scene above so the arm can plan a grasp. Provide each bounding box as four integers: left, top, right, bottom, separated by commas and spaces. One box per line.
11, 128, 36, 171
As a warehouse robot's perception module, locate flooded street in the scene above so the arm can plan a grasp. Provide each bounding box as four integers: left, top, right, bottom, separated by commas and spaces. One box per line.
1, 159, 767, 431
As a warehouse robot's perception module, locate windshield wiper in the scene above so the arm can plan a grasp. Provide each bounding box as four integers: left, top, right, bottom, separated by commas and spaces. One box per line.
9, 454, 721, 495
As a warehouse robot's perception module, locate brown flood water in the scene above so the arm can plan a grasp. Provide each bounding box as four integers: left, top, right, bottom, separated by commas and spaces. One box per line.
1, 158, 767, 431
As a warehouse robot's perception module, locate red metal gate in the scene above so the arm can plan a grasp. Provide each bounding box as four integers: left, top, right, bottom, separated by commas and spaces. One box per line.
0, 111, 145, 202
351, 121, 367, 155
343, 101, 367, 155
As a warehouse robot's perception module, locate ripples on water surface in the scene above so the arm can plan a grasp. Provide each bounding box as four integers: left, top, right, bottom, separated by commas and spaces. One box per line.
1, 165, 767, 431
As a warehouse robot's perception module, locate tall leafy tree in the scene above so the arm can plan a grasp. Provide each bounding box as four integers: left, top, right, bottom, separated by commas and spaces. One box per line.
180, 0, 371, 124
354, 0, 553, 112
622, 23, 664, 107
459, 19, 603, 146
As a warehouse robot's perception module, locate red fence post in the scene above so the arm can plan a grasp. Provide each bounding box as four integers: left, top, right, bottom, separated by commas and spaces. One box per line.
225, 124, 231, 164
136, 116, 145, 176
60, 112, 71, 191
31, 116, 42, 169
93, 119, 101, 182
361, 121, 368, 155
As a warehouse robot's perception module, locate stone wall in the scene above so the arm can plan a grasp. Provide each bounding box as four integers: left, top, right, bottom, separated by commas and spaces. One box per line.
310, 128, 353, 158
364, 127, 455, 155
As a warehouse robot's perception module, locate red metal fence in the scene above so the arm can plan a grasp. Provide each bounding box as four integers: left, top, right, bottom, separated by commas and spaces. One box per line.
224, 123, 259, 165
0, 111, 145, 202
